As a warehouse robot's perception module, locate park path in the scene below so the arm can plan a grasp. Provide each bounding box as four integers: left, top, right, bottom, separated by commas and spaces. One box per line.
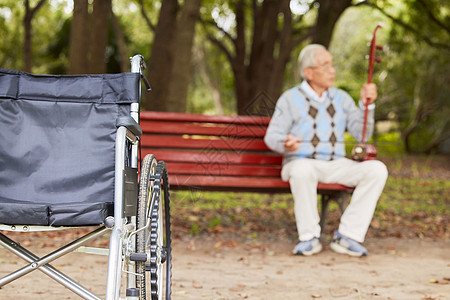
0, 233, 449, 300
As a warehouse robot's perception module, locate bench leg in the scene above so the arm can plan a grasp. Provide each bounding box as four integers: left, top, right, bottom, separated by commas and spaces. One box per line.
319, 194, 330, 233
319, 192, 350, 238
336, 192, 349, 214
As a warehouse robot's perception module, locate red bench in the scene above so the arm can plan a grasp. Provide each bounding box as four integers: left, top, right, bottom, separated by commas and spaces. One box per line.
139, 111, 353, 229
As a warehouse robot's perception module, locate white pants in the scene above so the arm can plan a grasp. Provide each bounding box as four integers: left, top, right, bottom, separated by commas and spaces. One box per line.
281, 157, 388, 243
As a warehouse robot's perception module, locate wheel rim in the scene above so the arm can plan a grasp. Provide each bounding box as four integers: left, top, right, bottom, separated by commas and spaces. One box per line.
136, 156, 171, 300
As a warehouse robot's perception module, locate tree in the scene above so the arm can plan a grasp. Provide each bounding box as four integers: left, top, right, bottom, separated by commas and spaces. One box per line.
140, 0, 203, 112
24, 0, 46, 72
68, 0, 89, 74
88, 0, 112, 74
111, 12, 129, 73
313, 0, 352, 47
166, 0, 203, 112
69, 0, 115, 75
202, 0, 353, 115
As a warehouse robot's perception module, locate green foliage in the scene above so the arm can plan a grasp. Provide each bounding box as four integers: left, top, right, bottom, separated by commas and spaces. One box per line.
329, 1, 450, 154
380, 177, 449, 216
374, 131, 405, 156
0, 2, 25, 69
188, 29, 236, 114
0, 0, 448, 152
330, 6, 387, 103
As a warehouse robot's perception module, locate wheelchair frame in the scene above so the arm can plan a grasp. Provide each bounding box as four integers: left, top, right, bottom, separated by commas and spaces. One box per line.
0, 55, 171, 300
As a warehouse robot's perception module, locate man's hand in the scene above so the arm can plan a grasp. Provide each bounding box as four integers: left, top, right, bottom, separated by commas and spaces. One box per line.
284, 134, 301, 152
360, 83, 377, 106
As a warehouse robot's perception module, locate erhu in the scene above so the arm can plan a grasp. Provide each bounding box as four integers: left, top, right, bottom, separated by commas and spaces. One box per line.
351, 25, 383, 161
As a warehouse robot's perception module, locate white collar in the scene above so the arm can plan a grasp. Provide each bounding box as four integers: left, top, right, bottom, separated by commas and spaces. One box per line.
300, 80, 329, 103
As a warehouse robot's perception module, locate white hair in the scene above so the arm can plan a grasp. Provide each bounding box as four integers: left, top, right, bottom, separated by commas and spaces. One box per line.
298, 44, 327, 79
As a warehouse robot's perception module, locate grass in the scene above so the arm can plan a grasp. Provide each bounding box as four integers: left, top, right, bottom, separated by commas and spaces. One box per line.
170, 155, 449, 239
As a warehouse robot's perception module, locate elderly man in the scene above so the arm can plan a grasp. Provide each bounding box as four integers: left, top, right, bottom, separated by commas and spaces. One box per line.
264, 44, 388, 256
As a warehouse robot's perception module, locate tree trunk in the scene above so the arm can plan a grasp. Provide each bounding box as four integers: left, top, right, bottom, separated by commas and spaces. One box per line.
166, 0, 203, 112
236, 0, 294, 116
145, 0, 179, 111
313, 0, 352, 47
88, 0, 111, 74
23, 0, 46, 73
233, 0, 249, 115
24, 4, 32, 72
196, 46, 224, 114
111, 12, 129, 73
69, 0, 90, 74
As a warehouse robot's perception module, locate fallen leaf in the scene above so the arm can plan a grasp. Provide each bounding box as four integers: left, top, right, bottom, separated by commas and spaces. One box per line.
22, 240, 32, 247
192, 280, 203, 289
385, 245, 396, 250
187, 240, 196, 251
173, 291, 188, 295
214, 241, 222, 249
238, 257, 249, 265
429, 279, 439, 283
188, 215, 199, 222
311, 294, 322, 298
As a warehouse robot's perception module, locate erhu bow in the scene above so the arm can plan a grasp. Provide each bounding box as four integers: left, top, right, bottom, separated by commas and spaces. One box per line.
351, 25, 383, 161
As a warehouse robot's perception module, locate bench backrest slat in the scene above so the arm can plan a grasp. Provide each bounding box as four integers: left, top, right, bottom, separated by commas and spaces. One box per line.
141, 135, 269, 151
162, 162, 282, 177
140, 111, 270, 125
140, 121, 267, 137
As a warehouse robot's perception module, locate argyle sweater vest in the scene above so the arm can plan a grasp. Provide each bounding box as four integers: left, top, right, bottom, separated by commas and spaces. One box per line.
292, 87, 346, 160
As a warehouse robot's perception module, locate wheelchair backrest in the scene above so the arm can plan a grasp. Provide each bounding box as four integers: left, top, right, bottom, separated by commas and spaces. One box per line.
0, 69, 140, 226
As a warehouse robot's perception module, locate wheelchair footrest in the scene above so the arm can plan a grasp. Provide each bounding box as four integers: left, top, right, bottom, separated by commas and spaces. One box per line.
130, 253, 147, 262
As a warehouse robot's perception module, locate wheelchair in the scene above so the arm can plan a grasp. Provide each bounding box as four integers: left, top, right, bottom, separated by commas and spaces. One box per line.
0, 55, 171, 299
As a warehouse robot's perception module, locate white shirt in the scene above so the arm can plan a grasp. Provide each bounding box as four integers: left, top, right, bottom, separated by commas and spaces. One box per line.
300, 80, 375, 109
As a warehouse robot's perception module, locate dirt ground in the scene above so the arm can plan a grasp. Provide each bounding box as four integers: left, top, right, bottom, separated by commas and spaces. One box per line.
0, 232, 449, 300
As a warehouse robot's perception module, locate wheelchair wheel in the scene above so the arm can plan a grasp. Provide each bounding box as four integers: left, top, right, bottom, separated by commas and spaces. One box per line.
136, 155, 172, 300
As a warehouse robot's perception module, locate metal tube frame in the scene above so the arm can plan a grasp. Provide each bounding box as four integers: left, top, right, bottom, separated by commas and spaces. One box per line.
0, 227, 109, 300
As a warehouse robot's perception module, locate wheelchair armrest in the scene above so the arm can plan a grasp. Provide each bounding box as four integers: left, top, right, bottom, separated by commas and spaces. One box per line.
116, 116, 142, 137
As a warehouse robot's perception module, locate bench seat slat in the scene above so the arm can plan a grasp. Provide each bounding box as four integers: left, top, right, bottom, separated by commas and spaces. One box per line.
165, 162, 282, 177
140, 121, 267, 137
141, 135, 269, 151
169, 174, 289, 189
168, 174, 353, 191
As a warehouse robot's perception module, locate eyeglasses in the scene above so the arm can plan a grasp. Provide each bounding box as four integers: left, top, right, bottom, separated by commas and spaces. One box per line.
309, 63, 334, 72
